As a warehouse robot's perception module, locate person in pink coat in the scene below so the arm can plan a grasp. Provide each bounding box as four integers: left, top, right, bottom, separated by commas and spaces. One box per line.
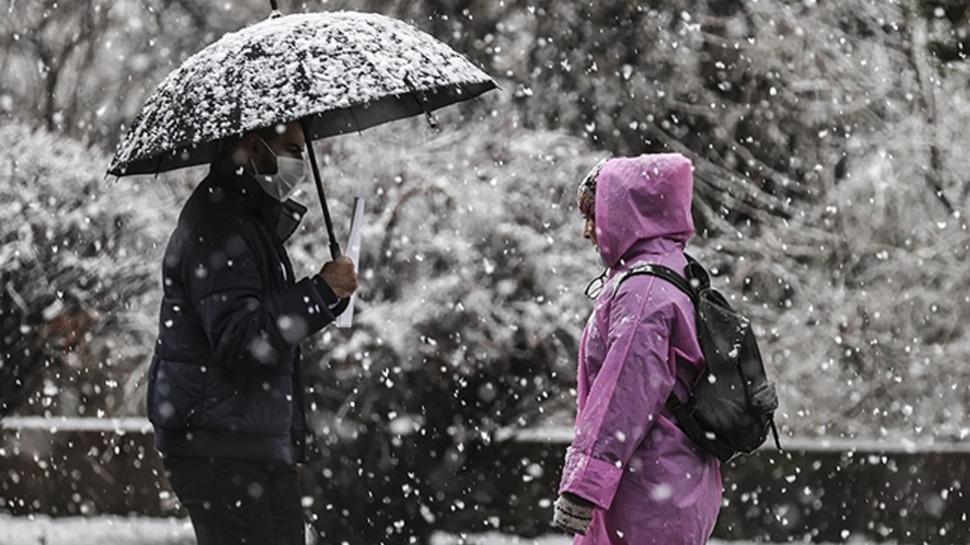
553, 153, 723, 545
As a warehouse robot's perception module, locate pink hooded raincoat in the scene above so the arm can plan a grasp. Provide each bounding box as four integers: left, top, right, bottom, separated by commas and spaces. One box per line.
558, 153, 722, 545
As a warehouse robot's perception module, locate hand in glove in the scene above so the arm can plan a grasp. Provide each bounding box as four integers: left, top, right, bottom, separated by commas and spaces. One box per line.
552, 492, 594, 535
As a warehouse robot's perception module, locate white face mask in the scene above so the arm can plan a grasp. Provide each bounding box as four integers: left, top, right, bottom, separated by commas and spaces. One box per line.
251, 135, 307, 201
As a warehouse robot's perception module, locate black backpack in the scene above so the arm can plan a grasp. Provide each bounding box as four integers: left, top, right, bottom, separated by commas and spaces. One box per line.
617, 254, 782, 462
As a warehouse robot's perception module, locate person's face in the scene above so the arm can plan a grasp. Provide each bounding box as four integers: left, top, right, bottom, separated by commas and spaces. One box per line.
579, 188, 597, 247
583, 215, 598, 247
247, 121, 306, 174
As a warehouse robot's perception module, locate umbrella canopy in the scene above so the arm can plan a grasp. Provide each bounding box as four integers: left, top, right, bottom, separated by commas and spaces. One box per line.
107, 11, 496, 176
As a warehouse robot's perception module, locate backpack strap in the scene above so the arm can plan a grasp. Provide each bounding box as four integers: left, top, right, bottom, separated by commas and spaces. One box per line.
619, 261, 739, 459
618, 262, 697, 304
683, 252, 710, 291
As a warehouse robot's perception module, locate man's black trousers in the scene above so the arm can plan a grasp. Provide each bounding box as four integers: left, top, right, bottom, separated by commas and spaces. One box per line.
163, 456, 305, 545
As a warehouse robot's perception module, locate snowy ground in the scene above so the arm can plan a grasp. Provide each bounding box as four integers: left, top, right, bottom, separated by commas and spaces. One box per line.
0, 515, 194, 545
0, 515, 889, 545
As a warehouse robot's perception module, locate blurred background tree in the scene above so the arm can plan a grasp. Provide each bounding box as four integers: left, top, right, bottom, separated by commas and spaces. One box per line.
0, 124, 168, 417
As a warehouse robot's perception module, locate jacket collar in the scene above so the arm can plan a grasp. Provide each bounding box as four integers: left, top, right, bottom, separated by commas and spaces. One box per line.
208, 165, 307, 242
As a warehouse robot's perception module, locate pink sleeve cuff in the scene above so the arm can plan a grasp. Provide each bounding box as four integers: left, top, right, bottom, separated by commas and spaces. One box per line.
558, 447, 624, 510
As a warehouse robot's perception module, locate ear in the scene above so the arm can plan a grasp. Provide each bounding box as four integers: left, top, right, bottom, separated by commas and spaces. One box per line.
242, 132, 262, 160
231, 132, 260, 167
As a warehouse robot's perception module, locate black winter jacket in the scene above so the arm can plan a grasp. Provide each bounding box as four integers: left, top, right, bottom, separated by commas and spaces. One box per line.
147, 166, 340, 463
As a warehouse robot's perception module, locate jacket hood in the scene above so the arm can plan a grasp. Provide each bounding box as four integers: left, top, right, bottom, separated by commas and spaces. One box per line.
594, 153, 695, 268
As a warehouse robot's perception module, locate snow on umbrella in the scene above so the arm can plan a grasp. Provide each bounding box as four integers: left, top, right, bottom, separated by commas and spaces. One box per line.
107, 10, 496, 256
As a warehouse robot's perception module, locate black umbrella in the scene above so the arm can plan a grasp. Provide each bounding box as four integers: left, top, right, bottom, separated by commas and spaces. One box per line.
108, 6, 496, 258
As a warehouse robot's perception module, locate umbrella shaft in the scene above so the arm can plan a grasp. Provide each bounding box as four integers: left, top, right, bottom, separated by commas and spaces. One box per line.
304, 136, 342, 259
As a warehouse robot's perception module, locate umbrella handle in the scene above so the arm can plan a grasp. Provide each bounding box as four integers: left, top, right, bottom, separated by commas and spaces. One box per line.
303, 131, 342, 260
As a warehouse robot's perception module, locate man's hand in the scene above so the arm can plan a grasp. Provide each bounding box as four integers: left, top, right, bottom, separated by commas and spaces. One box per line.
552, 493, 594, 535
318, 256, 358, 299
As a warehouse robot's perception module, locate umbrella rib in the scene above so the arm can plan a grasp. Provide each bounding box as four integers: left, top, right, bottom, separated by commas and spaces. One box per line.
403, 72, 439, 130
348, 107, 363, 134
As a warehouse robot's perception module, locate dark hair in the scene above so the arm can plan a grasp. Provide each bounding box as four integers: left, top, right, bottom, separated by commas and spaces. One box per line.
213, 124, 287, 162
577, 158, 607, 218
255, 123, 286, 142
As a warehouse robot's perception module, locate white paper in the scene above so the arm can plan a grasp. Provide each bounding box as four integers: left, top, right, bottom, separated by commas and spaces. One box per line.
335, 197, 364, 328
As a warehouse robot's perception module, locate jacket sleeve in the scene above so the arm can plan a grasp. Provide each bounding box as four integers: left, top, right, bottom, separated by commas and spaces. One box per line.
186, 226, 338, 372
558, 277, 676, 510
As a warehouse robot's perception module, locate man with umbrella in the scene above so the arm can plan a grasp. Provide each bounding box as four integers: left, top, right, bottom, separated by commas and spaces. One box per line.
147, 119, 357, 544
109, 8, 495, 544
